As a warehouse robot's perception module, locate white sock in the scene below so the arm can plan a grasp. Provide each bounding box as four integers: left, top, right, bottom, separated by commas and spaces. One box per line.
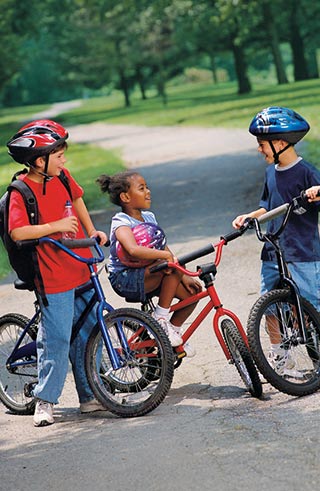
154, 305, 170, 319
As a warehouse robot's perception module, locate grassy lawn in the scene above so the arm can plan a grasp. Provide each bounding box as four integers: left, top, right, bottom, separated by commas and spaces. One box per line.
61, 78, 320, 163
0, 78, 320, 279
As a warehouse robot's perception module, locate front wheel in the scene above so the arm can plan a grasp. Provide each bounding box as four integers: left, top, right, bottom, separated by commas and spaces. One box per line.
0, 314, 38, 415
247, 289, 320, 397
221, 319, 262, 398
85, 308, 174, 417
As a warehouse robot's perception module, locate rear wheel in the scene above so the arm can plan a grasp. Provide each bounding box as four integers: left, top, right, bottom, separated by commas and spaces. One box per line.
247, 289, 320, 396
221, 319, 262, 398
0, 314, 38, 415
85, 308, 174, 417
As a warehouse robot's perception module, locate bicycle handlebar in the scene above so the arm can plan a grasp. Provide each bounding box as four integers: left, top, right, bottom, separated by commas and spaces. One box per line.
16, 237, 109, 265
149, 243, 215, 273
150, 188, 319, 274
257, 203, 289, 224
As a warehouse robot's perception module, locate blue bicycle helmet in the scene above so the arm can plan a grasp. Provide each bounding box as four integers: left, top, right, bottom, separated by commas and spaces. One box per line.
249, 106, 310, 144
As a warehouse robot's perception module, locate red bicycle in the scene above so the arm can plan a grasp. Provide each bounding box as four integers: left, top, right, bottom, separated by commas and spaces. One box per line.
148, 232, 263, 398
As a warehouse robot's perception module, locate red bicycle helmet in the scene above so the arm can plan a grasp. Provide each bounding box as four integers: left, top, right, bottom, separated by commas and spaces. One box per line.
17, 119, 68, 139
116, 222, 167, 268
7, 119, 68, 165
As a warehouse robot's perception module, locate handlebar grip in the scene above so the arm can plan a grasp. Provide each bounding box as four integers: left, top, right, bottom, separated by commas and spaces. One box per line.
149, 261, 169, 273
149, 244, 215, 274
177, 244, 215, 265
221, 229, 245, 243
60, 238, 97, 248
16, 239, 40, 248
258, 204, 289, 224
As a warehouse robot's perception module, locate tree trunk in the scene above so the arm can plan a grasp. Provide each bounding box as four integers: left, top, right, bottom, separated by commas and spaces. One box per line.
209, 53, 218, 84
262, 2, 288, 84
231, 42, 251, 94
288, 1, 309, 80
119, 68, 131, 107
135, 65, 147, 100
306, 48, 319, 79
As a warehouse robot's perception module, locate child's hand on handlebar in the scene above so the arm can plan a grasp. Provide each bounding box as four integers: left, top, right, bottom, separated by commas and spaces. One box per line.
232, 214, 251, 229
90, 230, 109, 246
304, 186, 320, 202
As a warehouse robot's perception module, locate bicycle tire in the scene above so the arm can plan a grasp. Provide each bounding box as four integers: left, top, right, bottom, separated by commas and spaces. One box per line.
221, 319, 262, 398
0, 313, 38, 415
103, 319, 162, 392
85, 308, 174, 417
247, 289, 320, 396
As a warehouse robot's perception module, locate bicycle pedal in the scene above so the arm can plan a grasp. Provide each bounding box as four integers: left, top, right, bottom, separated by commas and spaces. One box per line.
24, 381, 37, 398
176, 350, 186, 359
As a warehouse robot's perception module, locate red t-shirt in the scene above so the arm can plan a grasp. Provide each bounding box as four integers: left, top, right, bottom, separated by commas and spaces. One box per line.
8, 169, 92, 293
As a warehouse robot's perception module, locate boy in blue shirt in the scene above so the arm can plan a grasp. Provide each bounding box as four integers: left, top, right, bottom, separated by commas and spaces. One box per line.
232, 106, 320, 373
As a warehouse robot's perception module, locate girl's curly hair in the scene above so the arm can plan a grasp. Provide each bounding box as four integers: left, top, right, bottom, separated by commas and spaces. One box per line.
96, 170, 139, 206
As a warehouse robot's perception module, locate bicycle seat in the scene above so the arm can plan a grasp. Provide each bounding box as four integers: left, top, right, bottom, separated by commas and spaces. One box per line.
14, 278, 34, 291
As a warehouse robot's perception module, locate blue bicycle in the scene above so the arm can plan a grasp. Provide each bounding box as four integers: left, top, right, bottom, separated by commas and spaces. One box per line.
0, 237, 174, 417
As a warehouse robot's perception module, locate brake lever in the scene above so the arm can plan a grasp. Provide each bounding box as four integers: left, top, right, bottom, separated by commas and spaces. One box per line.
292, 194, 308, 215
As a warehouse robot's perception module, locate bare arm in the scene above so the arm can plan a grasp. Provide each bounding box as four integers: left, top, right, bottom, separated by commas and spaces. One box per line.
116, 225, 174, 262
10, 216, 79, 241
72, 197, 108, 245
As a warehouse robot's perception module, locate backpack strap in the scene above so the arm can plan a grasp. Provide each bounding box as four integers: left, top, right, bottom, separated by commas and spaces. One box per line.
9, 180, 39, 225
8, 180, 47, 305
58, 170, 72, 200
8, 172, 72, 306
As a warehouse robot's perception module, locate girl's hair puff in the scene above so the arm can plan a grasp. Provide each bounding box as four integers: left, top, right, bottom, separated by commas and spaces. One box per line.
96, 170, 139, 206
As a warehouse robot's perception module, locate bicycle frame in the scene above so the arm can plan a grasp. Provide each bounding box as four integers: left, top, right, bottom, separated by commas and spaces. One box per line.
152, 239, 249, 360
6, 237, 132, 373
248, 195, 312, 345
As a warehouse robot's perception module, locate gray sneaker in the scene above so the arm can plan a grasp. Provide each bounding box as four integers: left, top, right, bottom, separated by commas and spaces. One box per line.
33, 399, 54, 427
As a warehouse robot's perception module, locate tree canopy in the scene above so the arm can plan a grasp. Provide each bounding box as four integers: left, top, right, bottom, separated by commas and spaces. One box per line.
1, 0, 319, 107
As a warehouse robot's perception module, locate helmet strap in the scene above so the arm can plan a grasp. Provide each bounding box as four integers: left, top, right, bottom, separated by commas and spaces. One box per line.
41, 154, 50, 195
269, 141, 292, 164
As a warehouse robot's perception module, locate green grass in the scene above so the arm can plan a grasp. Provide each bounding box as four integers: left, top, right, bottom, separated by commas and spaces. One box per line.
60, 78, 320, 164
1, 78, 320, 279
61, 79, 320, 130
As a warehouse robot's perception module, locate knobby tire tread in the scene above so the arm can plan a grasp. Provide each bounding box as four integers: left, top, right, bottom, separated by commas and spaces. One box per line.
85, 308, 174, 417
222, 319, 262, 398
0, 313, 37, 415
247, 289, 320, 396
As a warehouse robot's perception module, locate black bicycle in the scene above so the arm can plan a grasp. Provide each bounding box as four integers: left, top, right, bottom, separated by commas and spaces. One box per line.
243, 193, 320, 396
0, 237, 174, 417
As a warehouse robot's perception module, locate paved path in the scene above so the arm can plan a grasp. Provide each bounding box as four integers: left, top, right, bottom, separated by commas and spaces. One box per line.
1, 122, 319, 491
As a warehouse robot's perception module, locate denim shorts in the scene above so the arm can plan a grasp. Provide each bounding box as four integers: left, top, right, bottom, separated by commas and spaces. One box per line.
109, 268, 146, 302
261, 260, 320, 311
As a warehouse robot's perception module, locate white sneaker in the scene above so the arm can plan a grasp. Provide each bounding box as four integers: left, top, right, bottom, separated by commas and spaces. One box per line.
173, 326, 196, 357
33, 399, 54, 427
80, 399, 106, 413
183, 341, 196, 358
152, 314, 183, 347
268, 347, 295, 375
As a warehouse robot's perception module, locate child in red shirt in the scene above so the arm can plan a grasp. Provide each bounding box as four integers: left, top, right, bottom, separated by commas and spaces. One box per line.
7, 120, 108, 426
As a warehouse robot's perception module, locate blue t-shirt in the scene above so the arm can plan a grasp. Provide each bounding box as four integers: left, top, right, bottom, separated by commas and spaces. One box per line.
108, 211, 158, 273
259, 158, 320, 262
